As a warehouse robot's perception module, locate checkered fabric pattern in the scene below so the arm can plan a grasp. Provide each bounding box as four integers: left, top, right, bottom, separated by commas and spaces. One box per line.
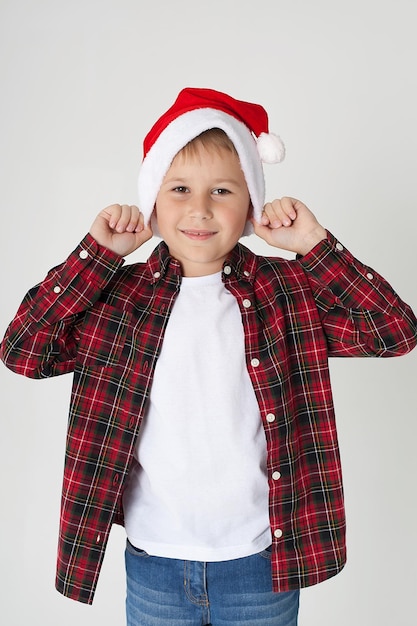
1, 231, 416, 604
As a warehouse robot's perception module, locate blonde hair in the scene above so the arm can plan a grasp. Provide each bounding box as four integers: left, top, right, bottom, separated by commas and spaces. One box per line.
178, 128, 238, 159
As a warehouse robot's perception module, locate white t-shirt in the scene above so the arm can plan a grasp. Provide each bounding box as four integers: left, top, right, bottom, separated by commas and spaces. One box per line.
123, 271, 271, 561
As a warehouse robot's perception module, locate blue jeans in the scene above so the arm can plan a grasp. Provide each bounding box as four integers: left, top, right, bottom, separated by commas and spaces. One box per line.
125, 541, 299, 625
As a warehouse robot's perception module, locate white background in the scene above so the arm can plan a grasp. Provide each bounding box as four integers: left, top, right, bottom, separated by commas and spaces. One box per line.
0, 1, 416, 624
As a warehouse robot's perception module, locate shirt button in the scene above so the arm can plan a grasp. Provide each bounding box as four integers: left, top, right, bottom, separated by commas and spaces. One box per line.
366, 272, 374, 280
266, 413, 276, 423
250, 358, 260, 367
243, 270, 250, 277
153, 271, 161, 279
242, 299, 251, 308
223, 265, 232, 275
335, 242, 344, 252
53, 286, 61, 294
274, 528, 283, 539
79, 249, 89, 260
272, 471, 281, 480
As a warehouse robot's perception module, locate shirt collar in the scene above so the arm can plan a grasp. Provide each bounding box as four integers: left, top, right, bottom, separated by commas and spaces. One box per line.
223, 243, 258, 284
146, 241, 181, 284
145, 241, 258, 285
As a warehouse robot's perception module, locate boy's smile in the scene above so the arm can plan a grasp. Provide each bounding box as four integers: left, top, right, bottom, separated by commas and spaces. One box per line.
154, 144, 251, 276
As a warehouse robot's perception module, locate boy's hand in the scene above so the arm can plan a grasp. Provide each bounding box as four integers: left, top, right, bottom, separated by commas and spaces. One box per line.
89, 204, 153, 257
252, 197, 327, 256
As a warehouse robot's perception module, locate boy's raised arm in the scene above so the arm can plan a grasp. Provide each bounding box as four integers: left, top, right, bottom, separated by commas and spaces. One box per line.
0, 204, 151, 379
0, 233, 123, 377
254, 197, 417, 357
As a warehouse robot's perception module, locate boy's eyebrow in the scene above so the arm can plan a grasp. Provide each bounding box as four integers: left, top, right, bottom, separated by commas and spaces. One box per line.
212, 178, 243, 186
162, 176, 243, 186
162, 177, 188, 184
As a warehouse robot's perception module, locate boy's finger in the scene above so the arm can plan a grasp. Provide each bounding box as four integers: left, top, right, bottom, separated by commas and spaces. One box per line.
134, 210, 146, 233
106, 204, 123, 229
280, 197, 297, 220
135, 220, 153, 244
263, 198, 297, 228
113, 204, 133, 232
110, 204, 140, 233
125, 205, 142, 232
263, 200, 288, 228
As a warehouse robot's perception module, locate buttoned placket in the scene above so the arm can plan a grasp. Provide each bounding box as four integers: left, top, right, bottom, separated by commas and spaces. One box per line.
223, 266, 284, 545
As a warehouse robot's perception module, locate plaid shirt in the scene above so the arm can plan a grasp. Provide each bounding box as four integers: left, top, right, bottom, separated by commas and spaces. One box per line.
1, 231, 416, 604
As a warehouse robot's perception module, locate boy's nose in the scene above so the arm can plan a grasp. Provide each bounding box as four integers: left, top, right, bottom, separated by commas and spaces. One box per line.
188, 195, 213, 219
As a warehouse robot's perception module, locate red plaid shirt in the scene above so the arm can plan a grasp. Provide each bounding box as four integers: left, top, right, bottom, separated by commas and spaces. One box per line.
1, 231, 416, 604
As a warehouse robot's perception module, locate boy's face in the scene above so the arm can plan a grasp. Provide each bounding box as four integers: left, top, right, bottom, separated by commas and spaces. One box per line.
154, 144, 251, 277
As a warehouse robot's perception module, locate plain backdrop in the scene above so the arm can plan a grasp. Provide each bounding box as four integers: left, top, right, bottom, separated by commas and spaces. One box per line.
0, 1, 416, 625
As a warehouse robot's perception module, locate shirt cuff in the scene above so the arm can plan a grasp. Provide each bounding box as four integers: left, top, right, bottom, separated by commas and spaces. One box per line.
297, 231, 360, 284
64, 233, 125, 289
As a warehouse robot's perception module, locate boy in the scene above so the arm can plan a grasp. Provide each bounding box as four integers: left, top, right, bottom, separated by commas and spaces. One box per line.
1, 88, 416, 626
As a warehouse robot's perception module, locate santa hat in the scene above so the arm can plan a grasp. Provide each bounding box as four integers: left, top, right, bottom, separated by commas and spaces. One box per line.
137, 87, 285, 236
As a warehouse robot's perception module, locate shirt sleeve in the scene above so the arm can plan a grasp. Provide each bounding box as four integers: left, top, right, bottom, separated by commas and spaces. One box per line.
298, 231, 417, 357
0, 234, 125, 378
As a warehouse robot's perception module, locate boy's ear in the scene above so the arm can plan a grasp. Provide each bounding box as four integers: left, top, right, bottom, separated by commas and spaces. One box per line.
150, 205, 161, 237
246, 201, 253, 221
151, 205, 157, 224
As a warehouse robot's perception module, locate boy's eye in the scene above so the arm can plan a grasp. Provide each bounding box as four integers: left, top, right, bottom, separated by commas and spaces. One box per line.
173, 186, 189, 193
212, 188, 230, 195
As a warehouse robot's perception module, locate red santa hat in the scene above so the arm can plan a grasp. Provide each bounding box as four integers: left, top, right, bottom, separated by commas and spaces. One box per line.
138, 87, 285, 236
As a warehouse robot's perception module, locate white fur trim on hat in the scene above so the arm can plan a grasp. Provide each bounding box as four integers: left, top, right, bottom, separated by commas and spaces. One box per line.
137, 108, 266, 237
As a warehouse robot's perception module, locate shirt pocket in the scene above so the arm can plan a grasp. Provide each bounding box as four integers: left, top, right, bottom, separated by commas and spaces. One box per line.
76, 302, 130, 368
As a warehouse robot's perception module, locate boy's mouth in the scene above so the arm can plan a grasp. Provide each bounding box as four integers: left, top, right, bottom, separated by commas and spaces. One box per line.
181, 229, 217, 240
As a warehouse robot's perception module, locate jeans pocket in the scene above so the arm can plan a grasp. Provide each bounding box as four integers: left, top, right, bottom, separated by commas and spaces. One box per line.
258, 545, 272, 560
126, 539, 150, 558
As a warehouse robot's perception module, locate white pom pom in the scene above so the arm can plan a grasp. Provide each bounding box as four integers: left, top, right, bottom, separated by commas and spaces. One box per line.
256, 132, 285, 164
